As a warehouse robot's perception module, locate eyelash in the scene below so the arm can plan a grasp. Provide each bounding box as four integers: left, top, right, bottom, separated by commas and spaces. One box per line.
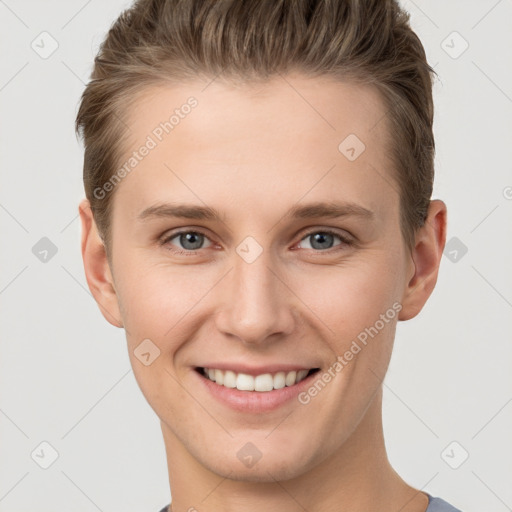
158, 228, 354, 256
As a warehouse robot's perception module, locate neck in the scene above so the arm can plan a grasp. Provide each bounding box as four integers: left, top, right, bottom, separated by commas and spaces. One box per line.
161, 387, 429, 512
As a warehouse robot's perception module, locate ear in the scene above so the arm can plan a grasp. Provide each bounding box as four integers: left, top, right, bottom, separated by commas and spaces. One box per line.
398, 199, 447, 321
78, 198, 123, 328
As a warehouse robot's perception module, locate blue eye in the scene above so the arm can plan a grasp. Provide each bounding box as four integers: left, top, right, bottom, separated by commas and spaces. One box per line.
160, 231, 213, 254
298, 230, 352, 251
159, 228, 353, 256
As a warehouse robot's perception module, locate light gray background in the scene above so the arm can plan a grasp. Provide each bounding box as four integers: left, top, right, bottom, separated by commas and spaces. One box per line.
1, 1, 511, 511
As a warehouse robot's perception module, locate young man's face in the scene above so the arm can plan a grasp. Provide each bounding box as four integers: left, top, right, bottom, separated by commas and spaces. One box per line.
80, 74, 445, 482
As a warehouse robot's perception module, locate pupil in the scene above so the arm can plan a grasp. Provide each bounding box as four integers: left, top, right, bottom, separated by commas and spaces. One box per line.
181, 232, 202, 250
311, 233, 333, 250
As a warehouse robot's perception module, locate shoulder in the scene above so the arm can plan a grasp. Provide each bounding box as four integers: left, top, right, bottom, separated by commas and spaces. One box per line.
426, 494, 463, 512
158, 497, 464, 512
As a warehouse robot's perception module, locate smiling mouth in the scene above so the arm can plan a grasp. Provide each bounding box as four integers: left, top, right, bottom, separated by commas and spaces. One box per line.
195, 367, 321, 392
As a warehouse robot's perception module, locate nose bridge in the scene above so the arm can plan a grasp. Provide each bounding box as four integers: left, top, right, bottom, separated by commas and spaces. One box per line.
215, 241, 294, 344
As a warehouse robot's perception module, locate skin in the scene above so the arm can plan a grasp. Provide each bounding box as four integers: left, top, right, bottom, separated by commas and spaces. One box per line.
79, 73, 447, 512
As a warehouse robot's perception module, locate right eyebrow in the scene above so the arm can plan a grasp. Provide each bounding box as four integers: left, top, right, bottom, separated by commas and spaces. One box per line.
137, 203, 220, 222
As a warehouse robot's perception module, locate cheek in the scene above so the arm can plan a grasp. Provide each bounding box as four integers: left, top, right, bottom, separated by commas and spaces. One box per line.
113, 254, 213, 339
294, 254, 402, 338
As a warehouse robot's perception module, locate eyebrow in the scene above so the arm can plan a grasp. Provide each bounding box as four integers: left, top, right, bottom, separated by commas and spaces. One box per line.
137, 201, 375, 223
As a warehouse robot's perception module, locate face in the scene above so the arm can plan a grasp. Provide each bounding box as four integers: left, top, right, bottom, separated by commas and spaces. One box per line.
83, 74, 425, 482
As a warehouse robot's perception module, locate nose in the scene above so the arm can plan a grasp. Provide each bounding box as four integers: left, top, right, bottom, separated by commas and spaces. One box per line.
214, 248, 296, 346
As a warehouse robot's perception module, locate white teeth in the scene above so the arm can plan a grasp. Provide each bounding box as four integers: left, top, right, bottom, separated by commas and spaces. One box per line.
223, 370, 237, 388
285, 370, 297, 386
273, 371, 286, 389
202, 367, 313, 392
214, 369, 224, 385
236, 373, 254, 391
297, 369, 309, 381
254, 374, 273, 392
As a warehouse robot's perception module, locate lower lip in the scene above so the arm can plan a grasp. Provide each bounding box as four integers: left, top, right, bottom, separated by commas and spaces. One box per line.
194, 368, 320, 413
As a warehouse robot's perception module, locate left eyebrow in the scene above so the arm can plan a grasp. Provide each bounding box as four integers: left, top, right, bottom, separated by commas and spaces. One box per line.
286, 201, 375, 221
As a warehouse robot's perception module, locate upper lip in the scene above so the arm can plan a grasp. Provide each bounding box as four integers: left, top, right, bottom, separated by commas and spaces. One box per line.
195, 363, 319, 376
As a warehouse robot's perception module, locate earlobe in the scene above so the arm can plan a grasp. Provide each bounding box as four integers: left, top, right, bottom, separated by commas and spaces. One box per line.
78, 199, 124, 328
398, 199, 447, 321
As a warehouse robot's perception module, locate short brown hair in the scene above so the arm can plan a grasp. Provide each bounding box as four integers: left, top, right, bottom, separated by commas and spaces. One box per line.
76, 0, 437, 256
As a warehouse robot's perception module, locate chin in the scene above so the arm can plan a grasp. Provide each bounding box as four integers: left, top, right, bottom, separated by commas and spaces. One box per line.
197, 445, 318, 483
207, 460, 305, 483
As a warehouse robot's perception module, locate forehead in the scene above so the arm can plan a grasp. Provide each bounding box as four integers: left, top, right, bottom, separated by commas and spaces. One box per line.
113, 74, 397, 225
123, 74, 390, 151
